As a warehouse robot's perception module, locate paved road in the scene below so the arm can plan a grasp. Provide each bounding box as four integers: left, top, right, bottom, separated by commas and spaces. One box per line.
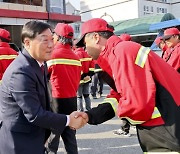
57, 85, 142, 154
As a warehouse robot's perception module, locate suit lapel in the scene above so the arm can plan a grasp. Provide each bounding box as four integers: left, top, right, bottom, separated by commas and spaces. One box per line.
22, 50, 45, 88
43, 63, 50, 110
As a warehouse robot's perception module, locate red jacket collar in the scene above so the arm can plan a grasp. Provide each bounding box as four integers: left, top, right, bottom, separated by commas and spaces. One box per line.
0, 42, 10, 47
54, 42, 71, 50
98, 35, 121, 59
174, 42, 180, 48
97, 35, 121, 74
74, 47, 84, 53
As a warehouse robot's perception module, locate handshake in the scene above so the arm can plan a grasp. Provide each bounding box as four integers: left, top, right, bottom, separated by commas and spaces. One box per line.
68, 111, 89, 130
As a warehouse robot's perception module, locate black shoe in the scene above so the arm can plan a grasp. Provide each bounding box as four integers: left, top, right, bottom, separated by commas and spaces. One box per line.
93, 96, 97, 99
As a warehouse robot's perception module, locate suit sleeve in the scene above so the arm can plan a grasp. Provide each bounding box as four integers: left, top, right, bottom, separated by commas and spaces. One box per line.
10, 68, 67, 133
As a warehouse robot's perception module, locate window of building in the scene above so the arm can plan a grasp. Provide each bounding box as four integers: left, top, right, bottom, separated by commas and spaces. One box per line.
157, 7, 159, 13
161, 0, 167, 3
151, 6, 153, 12
3, 0, 43, 6
162, 8, 164, 13
74, 25, 80, 33
165, 8, 167, 13
143, 5, 154, 16
146, 6, 149, 12
144, 5, 146, 11
157, 7, 167, 14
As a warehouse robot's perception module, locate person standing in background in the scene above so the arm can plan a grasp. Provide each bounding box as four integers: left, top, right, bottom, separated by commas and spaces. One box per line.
46, 23, 81, 154
0, 21, 85, 154
0, 28, 18, 82
154, 36, 169, 60
119, 33, 131, 41
162, 27, 180, 72
90, 62, 104, 99
74, 46, 95, 111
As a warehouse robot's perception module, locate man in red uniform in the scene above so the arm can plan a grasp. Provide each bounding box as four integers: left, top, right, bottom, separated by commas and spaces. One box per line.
163, 27, 180, 72
75, 18, 180, 152
90, 61, 104, 99
0, 28, 18, 81
73, 46, 94, 111
154, 36, 169, 60
46, 23, 81, 154
119, 33, 131, 41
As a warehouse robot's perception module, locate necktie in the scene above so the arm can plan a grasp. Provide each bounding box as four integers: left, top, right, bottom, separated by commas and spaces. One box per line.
41, 65, 45, 75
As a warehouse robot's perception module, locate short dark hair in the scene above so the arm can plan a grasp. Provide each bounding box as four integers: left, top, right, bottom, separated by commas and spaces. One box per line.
97, 31, 114, 39
58, 36, 73, 46
86, 31, 114, 40
0, 36, 10, 43
21, 21, 52, 43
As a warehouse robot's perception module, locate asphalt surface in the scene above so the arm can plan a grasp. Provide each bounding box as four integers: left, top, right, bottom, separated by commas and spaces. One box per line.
57, 84, 142, 154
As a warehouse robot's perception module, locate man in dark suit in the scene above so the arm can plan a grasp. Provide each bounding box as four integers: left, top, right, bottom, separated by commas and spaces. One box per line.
0, 21, 86, 154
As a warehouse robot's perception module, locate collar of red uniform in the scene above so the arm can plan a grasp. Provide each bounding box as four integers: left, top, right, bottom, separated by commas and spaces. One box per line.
99, 35, 121, 57
54, 42, 72, 50
0, 42, 10, 47
174, 42, 180, 48
74, 47, 84, 53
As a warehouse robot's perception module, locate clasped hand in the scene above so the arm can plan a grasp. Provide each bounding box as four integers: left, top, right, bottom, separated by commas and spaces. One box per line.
68, 111, 89, 130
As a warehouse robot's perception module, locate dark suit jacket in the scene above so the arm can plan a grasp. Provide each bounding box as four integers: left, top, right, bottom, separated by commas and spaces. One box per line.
0, 49, 67, 154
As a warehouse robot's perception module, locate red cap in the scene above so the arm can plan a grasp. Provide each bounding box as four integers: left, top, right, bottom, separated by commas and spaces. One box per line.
0, 28, 10, 41
54, 23, 74, 38
76, 18, 114, 47
163, 27, 180, 40
154, 36, 163, 46
119, 33, 131, 41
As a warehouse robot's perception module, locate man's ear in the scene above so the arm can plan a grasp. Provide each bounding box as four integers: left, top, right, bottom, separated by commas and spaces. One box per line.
94, 33, 100, 44
53, 33, 59, 45
23, 38, 31, 50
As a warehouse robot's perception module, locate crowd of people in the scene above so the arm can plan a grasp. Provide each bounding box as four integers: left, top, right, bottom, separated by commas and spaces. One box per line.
0, 17, 180, 154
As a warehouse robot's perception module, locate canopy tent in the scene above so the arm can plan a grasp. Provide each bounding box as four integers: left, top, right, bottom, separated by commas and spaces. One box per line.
109, 13, 177, 50
149, 18, 180, 31
110, 14, 164, 36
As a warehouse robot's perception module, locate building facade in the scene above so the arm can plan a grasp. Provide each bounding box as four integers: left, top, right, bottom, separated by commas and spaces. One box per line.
80, 0, 180, 22
66, 1, 81, 38
0, 0, 81, 49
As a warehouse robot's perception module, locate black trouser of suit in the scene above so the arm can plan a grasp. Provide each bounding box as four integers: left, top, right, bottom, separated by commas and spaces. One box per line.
47, 97, 78, 154
136, 82, 180, 152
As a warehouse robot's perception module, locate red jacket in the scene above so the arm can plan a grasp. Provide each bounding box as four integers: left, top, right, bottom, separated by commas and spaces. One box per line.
97, 35, 180, 127
47, 43, 81, 98
74, 47, 95, 83
164, 42, 180, 72
0, 42, 18, 80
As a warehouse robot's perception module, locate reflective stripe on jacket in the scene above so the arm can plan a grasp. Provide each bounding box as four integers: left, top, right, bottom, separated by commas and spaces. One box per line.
47, 43, 81, 98
0, 42, 18, 80
74, 47, 95, 84
47, 58, 81, 67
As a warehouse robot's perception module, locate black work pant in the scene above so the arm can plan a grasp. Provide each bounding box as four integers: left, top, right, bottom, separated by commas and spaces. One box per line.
137, 125, 180, 152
